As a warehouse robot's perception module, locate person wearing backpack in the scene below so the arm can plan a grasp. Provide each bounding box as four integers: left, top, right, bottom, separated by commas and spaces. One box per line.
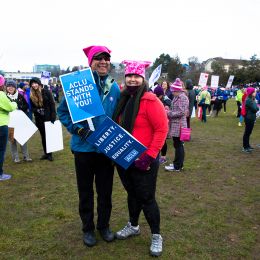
242, 87, 259, 153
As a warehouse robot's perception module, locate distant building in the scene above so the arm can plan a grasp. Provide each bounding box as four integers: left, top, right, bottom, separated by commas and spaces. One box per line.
204, 57, 247, 73
33, 64, 60, 73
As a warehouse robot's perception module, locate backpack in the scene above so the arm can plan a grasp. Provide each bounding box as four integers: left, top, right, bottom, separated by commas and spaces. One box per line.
241, 93, 247, 117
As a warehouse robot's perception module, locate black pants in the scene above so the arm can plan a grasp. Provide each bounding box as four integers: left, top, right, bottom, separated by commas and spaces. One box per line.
173, 137, 184, 170
243, 118, 255, 149
222, 100, 227, 112
202, 104, 208, 122
186, 116, 191, 128
161, 141, 167, 156
117, 158, 160, 234
237, 101, 241, 117
35, 118, 52, 156
74, 152, 114, 232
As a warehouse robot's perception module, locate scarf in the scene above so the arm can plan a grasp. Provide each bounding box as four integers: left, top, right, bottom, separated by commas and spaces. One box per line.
7, 91, 18, 101
112, 82, 148, 134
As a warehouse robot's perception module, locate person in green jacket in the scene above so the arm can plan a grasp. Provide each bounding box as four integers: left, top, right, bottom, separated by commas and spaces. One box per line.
198, 86, 211, 122
236, 86, 244, 126
0, 75, 18, 181
242, 87, 259, 153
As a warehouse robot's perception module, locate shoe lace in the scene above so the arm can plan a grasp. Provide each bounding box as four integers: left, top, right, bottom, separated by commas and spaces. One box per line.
151, 235, 162, 251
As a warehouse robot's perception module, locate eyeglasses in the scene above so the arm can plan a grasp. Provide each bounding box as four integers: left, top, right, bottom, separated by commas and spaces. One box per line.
93, 55, 110, 62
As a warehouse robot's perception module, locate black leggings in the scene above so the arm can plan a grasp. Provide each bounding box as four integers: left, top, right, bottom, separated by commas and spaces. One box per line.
117, 158, 160, 234
161, 141, 167, 156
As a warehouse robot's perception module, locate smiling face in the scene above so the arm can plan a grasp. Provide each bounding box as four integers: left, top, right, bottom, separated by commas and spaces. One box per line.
31, 82, 41, 91
6, 85, 16, 95
125, 74, 144, 87
91, 53, 111, 76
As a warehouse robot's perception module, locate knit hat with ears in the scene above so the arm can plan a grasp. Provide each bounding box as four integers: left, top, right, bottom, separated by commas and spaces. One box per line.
83, 45, 111, 66
122, 60, 151, 78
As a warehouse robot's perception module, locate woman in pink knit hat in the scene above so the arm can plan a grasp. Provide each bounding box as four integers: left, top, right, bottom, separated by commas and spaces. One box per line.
113, 60, 168, 257
165, 78, 189, 172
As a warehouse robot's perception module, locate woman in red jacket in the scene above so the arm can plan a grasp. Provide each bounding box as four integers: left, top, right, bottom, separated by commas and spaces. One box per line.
113, 60, 168, 257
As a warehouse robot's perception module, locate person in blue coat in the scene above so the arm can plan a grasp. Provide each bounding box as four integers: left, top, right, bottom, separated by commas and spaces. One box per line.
57, 45, 120, 247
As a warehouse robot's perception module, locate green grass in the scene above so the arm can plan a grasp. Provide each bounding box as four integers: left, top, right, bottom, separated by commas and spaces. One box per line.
0, 99, 259, 259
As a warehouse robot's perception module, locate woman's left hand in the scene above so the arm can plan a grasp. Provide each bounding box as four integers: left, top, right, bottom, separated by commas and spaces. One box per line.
134, 154, 154, 171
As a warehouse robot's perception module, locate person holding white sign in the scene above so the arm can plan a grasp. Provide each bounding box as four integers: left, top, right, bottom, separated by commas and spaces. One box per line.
57, 45, 120, 247
0, 75, 17, 181
30, 77, 56, 161
113, 60, 168, 257
5, 80, 32, 163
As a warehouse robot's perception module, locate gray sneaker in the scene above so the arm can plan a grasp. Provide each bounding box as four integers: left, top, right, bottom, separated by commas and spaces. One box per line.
116, 222, 140, 239
150, 234, 163, 256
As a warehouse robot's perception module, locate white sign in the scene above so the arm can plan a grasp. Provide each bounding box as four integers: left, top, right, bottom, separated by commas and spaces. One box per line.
45, 121, 64, 153
226, 75, 234, 88
8, 110, 38, 146
41, 71, 51, 85
211, 75, 219, 88
198, 73, 209, 87
149, 64, 162, 90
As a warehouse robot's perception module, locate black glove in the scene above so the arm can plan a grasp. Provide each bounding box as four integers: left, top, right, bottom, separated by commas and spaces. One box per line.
77, 127, 93, 140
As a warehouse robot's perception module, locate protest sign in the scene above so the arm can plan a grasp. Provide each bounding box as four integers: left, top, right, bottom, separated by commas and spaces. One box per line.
87, 117, 147, 169
45, 120, 64, 153
59, 68, 105, 123
149, 64, 162, 90
198, 73, 209, 87
211, 75, 219, 88
41, 71, 51, 85
8, 110, 38, 145
226, 75, 234, 88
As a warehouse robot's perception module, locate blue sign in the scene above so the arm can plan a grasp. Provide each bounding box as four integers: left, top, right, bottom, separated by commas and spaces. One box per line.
87, 117, 147, 169
59, 68, 105, 123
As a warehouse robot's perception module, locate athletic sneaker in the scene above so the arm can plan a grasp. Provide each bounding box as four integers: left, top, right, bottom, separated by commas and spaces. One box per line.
164, 165, 180, 172
116, 222, 140, 239
159, 157, 167, 164
150, 234, 163, 256
238, 122, 242, 126
242, 148, 251, 153
0, 174, 12, 181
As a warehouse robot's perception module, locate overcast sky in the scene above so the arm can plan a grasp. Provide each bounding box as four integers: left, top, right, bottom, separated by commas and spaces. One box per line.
1, 0, 259, 72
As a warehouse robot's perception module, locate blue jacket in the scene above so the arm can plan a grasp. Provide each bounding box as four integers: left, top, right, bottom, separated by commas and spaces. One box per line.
57, 71, 120, 152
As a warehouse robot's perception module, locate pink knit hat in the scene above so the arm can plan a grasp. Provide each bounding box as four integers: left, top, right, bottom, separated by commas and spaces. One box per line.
170, 78, 183, 92
122, 60, 151, 78
246, 87, 255, 96
83, 45, 111, 66
0, 75, 5, 87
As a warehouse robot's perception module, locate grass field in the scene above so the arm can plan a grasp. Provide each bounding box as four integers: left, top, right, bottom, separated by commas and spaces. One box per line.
0, 99, 259, 259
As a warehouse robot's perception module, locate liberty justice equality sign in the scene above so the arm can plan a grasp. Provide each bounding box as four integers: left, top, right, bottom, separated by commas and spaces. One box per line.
59, 68, 105, 123
87, 117, 147, 169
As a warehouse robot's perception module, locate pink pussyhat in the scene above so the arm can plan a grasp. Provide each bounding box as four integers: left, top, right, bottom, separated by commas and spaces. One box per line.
0, 75, 5, 87
122, 60, 151, 78
83, 45, 111, 66
170, 78, 183, 92
246, 87, 255, 95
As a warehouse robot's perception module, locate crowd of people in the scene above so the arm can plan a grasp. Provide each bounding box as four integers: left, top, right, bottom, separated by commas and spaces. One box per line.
0, 45, 259, 256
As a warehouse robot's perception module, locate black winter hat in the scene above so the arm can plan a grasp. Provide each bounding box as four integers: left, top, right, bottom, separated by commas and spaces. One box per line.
29, 77, 42, 87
